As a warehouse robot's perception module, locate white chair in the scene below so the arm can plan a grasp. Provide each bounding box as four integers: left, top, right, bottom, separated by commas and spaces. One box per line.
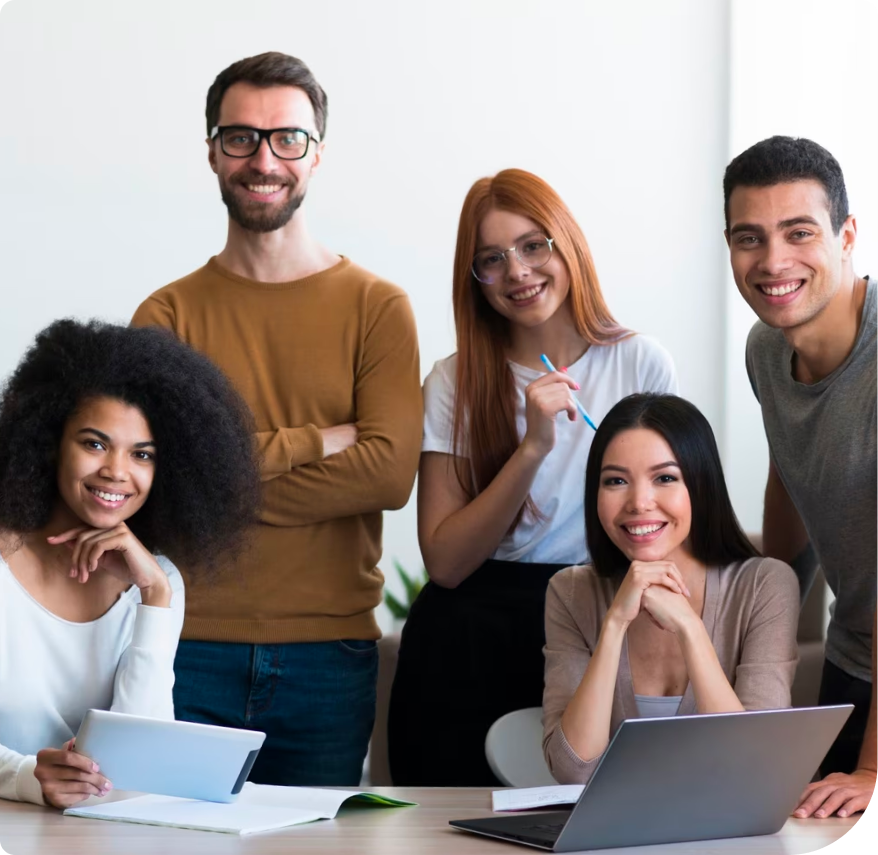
485, 707, 556, 787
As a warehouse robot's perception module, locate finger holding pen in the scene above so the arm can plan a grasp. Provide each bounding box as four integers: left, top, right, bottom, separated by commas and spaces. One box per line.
539, 354, 598, 430
522, 373, 580, 457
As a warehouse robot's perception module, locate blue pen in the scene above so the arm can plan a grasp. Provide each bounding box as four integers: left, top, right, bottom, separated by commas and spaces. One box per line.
539, 353, 598, 431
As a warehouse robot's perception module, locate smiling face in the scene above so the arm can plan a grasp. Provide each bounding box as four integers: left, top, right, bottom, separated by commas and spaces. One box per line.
726, 180, 856, 332
56, 397, 156, 528
475, 208, 572, 329
597, 427, 692, 564
209, 82, 324, 233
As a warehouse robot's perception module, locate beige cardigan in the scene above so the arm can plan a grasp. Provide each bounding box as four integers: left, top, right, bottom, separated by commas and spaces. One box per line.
542, 557, 800, 784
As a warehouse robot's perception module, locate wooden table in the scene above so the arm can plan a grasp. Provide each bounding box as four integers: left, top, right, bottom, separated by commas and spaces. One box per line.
0, 788, 859, 854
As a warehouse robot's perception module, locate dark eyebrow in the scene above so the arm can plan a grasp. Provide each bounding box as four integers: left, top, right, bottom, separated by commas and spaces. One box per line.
477, 229, 544, 251
224, 125, 310, 133
728, 222, 765, 237
778, 216, 821, 229
600, 461, 679, 474
729, 215, 822, 237
650, 461, 680, 471
77, 428, 156, 449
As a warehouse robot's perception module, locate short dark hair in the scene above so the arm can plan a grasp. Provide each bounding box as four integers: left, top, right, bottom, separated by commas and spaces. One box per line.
723, 135, 849, 233
585, 394, 758, 577
0, 319, 261, 570
205, 51, 328, 139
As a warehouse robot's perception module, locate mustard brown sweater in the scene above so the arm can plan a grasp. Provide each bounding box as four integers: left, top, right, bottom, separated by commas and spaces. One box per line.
132, 256, 422, 643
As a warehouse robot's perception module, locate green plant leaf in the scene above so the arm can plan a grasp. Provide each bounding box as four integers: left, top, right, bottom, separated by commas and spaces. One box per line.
384, 589, 409, 619
392, 559, 425, 606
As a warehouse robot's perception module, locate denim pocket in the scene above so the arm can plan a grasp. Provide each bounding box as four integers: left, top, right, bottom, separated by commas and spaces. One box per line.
337, 639, 379, 656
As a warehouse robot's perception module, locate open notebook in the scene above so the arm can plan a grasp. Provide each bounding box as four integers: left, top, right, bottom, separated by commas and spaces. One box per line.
492, 785, 583, 812
64, 782, 416, 835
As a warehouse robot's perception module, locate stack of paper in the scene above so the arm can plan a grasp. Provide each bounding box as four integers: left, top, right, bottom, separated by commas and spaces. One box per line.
492, 785, 584, 812
64, 783, 416, 835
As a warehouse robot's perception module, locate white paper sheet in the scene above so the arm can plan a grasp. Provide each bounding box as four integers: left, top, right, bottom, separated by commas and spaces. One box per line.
492, 785, 584, 812
64, 783, 416, 835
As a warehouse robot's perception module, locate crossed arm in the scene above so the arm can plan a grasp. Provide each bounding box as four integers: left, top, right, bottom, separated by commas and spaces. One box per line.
134, 292, 422, 526
256, 297, 422, 526
254, 424, 359, 476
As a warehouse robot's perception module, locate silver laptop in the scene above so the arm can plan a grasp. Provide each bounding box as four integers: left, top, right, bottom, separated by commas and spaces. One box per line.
75, 709, 266, 802
450, 705, 852, 851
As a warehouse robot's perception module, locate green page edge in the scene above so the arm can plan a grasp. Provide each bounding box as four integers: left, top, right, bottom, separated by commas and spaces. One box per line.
347, 793, 418, 807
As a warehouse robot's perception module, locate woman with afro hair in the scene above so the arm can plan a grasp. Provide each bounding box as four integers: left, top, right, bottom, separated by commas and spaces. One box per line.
0, 319, 260, 808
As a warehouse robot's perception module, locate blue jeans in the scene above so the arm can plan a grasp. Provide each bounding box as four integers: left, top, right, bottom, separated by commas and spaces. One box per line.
172, 639, 378, 786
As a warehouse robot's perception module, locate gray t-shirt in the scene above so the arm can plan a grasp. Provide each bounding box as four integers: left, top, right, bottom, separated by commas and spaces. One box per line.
746, 276, 876, 683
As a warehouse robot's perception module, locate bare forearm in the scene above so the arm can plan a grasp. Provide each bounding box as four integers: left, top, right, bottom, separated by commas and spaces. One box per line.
560, 618, 627, 762
856, 613, 877, 773
678, 619, 744, 713
762, 462, 809, 564
420, 442, 545, 588
791, 618, 875, 818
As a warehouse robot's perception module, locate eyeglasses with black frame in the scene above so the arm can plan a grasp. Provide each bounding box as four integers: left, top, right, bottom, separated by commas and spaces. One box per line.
210, 126, 321, 161
471, 234, 555, 285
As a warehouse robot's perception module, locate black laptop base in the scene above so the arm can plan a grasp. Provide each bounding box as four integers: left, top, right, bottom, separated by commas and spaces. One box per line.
451, 811, 573, 849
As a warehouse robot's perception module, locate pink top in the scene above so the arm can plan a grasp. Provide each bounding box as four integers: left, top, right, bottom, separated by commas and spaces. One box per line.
542, 557, 800, 784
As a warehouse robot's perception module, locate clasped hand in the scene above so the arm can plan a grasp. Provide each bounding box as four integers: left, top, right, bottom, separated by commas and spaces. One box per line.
610, 560, 696, 632
46, 522, 170, 605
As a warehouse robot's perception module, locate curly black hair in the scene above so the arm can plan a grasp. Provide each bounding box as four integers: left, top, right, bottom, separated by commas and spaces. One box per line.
0, 319, 261, 569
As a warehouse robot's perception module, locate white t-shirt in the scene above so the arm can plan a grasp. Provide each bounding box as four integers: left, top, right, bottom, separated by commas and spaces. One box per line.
0, 554, 184, 805
422, 334, 678, 564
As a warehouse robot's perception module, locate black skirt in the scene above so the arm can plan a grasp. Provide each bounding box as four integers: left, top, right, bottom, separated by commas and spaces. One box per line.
387, 558, 568, 786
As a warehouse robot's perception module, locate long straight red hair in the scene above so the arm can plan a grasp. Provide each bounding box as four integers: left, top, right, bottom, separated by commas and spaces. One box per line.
451, 169, 626, 526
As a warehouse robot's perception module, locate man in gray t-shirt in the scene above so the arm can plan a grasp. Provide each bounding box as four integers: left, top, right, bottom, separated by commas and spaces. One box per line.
724, 136, 876, 820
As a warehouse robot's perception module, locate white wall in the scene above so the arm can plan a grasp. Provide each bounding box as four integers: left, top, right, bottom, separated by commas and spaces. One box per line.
724, 0, 878, 532
0, 0, 799, 630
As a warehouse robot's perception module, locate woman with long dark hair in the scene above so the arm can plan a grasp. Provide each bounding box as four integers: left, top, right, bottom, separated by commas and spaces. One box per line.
388, 170, 678, 785
0, 320, 260, 807
543, 393, 799, 784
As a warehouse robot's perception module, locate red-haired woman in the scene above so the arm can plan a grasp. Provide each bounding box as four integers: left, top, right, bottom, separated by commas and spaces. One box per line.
388, 169, 678, 785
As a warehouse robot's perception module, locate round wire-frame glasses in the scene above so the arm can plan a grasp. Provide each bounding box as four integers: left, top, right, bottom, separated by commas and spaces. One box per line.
471, 235, 555, 285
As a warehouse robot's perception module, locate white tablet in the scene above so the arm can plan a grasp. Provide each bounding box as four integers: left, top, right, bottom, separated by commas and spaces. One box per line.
75, 710, 266, 803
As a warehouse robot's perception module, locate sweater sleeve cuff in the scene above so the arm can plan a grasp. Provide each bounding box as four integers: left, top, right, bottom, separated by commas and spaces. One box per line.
131, 603, 176, 653
256, 426, 324, 478
544, 724, 602, 784
286, 424, 323, 468
556, 723, 599, 769
16, 755, 46, 805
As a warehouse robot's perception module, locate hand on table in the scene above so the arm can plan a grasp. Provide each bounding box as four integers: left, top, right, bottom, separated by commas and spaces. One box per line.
47, 522, 171, 607
34, 739, 113, 809
794, 768, 875, 818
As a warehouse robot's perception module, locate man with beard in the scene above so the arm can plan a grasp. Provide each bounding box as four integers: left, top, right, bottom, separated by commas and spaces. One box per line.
132, 52, 422, 786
